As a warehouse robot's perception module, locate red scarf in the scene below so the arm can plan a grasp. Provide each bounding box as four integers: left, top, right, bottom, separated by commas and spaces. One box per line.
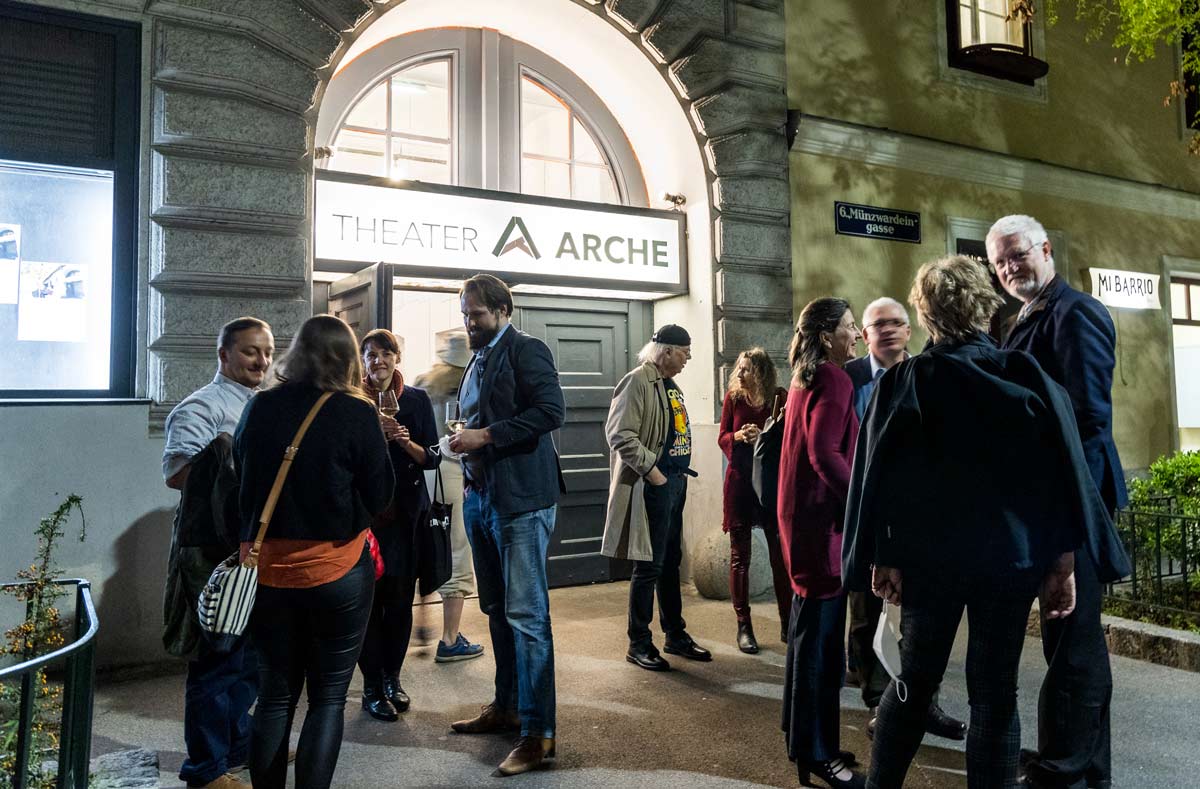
362, 370, 404, 402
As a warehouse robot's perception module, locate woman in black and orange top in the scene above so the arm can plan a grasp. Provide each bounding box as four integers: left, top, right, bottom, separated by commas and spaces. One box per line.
356, 328, 440, 722
234, 315, 393, 789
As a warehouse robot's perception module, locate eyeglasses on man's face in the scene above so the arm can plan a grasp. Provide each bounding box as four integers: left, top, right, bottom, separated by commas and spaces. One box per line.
865, 318, 908, 331
990, 244, 1036, 273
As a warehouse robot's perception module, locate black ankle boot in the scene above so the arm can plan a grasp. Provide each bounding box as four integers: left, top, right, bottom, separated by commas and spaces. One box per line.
798, 755, 865, 788
736, 621, 759, 654
362, 684, 398, 722
383, 672, 410, 713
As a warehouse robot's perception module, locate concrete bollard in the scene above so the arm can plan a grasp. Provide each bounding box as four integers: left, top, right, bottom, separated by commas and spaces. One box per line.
690, 529, 774, 601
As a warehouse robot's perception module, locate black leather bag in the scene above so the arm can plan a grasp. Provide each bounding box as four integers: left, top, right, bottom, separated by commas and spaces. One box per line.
417, 464, 454, 596
752, 393, 785, 512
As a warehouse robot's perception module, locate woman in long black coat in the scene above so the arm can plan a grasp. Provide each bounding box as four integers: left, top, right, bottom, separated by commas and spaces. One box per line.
357, 328, 441, 721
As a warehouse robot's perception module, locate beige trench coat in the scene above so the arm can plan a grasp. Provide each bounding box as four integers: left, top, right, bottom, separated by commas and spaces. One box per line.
600, 361, 671, 562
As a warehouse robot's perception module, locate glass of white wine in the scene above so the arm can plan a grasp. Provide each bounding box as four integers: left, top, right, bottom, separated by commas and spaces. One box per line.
445, 401, 465, 435
378, 390, 399, 418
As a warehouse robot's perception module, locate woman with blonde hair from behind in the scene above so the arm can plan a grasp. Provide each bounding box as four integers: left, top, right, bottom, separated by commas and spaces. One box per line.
718, 347, 791, 653
234, 314, 394, 789
841, 256, 1128, 788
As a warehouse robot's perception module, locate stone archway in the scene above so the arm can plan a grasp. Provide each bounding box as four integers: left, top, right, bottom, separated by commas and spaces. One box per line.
144, 0, 791, 420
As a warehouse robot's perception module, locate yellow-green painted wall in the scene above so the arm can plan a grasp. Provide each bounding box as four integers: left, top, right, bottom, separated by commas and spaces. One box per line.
787, 0, 1200, 193
789, 152, 1197, 471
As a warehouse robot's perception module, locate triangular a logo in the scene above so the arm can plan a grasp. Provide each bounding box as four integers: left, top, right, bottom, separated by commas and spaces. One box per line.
492, 216, 541, 259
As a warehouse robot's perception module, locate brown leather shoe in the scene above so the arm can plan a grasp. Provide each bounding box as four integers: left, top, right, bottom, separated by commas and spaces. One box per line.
451, 702, 520, 734
496, 736, 556, 776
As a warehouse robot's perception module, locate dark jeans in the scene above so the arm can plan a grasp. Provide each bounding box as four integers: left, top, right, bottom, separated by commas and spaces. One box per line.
249, 550, 374, 789
867, 572, 1038, 789
357, 571, 417, 686
179, 636, 257, 785
782, 592, 846, 764
463, 487, 557, 738
1027, 550, 1112, 789
729, 524, 791, 628
628, 472, 687, 648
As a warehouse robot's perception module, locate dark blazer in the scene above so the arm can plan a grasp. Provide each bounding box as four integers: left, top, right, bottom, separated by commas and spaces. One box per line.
1002, 275, 1128, 512
841, 334, 1131, 591
234, 384, 394, 543
462, 326, 566, 516
163, 433, 238, 657
374, 384, 441, 576
844, 356, 873, 390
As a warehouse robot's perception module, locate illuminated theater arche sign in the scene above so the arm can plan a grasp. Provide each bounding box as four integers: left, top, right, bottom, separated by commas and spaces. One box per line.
315, 172, 687, 295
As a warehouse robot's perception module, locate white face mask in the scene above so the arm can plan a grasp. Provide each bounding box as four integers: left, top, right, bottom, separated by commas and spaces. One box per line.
872, 600, 908, 703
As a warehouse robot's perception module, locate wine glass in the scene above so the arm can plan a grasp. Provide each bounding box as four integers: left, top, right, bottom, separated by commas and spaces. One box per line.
445, 401, 465, 435
378, 390, 399, 418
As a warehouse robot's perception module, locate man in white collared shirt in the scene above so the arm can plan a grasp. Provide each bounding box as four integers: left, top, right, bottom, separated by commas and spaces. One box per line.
162, 316, 273, 789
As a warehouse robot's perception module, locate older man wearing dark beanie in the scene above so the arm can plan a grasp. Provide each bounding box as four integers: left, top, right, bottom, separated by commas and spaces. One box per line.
601, 324, 711, 671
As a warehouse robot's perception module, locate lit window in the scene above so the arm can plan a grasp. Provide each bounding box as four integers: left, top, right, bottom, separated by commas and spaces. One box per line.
947, 0, 1047, 85
331, 59, 453, 184
959, 0, 1024, 47
0, 5, 138, 398
520, 76, 619, 204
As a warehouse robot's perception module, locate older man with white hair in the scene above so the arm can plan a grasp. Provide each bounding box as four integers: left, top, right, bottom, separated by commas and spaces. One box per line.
987, 214, 1129, 789
601, 324, 711, 672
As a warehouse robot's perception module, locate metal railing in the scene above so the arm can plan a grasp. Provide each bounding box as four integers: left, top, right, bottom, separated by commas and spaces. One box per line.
0, 580, 97, 789
1107, 507, 1199, 626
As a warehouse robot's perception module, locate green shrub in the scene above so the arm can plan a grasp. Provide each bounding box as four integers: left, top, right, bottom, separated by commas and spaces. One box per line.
1128, 450, 1200, 516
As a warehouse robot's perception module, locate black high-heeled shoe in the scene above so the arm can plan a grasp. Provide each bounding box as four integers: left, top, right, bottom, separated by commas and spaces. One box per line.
798, 755, 865, 788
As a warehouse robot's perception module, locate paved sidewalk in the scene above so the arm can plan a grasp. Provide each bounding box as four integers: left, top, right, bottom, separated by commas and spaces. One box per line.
90, 582, 1200, 787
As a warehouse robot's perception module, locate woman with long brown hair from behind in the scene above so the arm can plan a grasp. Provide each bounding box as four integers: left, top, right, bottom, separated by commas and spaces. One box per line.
777, 298, 865, 789
234, 314, 393, 789
718, 347, 792, 653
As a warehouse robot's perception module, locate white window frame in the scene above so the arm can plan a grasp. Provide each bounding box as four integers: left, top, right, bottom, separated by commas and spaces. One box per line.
317, 28, 646, 206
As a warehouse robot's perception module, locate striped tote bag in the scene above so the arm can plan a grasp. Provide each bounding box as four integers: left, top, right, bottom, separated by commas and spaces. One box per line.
197, 392, 331, 651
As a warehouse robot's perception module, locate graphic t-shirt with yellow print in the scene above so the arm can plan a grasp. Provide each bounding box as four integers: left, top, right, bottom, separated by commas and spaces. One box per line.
656, 377, 691, 473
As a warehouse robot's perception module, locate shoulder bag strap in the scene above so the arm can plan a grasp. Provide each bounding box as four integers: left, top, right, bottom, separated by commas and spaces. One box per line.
434, 462, 446, 505
244, 391, 334, 567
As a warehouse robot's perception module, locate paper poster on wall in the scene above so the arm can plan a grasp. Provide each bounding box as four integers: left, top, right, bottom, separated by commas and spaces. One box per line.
0, 223, 19, 304
17, 261, 87, 342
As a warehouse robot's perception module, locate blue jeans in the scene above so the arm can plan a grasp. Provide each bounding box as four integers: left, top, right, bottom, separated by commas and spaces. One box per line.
463, 487, 556, 738
179, 636, 257, 786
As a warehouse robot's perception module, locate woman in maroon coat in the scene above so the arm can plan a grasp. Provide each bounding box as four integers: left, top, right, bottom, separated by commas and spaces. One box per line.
718, 347, 791, 654
777, 297, 864, 789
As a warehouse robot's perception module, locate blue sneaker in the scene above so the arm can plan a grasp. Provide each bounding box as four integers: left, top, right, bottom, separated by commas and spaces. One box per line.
435, 633, 485, 663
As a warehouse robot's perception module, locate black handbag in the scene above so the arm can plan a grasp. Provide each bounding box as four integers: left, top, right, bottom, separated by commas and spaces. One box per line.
752, 392, 785, 512
417, 464, 454, 596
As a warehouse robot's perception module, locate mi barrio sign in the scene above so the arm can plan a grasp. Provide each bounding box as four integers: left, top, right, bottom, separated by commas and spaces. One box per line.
315, 175, 687, 294
1086, 268, 1161, 310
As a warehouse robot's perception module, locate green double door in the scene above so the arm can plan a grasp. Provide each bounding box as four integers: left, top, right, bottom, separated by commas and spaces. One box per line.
327, 264, 648, 587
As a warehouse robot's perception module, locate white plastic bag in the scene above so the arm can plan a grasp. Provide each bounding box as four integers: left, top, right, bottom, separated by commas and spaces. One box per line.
872, 599, 908, 702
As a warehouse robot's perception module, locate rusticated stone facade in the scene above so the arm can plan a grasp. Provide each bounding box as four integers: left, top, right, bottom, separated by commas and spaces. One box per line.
29, 0, 792, 420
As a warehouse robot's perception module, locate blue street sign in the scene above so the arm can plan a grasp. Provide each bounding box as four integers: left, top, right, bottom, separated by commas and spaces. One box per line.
834, 201, 921, 244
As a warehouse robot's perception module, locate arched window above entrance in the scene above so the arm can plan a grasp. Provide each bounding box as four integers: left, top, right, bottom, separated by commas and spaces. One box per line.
519, 73, 618, 204
319, 28, 646, 207
330, 57, 453, 183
